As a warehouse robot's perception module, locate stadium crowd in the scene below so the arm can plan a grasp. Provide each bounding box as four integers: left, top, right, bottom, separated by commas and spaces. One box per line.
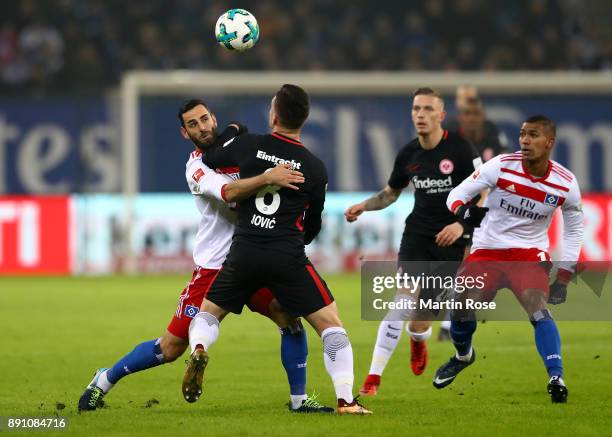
1, 0, 610, 96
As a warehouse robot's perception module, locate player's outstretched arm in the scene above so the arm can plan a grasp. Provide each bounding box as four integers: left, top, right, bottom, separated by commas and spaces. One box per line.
344, 185, 402, 223
222, 164, 304, 203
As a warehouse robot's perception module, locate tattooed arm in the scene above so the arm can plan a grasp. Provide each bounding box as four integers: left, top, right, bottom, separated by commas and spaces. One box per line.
344, 185, 402, 222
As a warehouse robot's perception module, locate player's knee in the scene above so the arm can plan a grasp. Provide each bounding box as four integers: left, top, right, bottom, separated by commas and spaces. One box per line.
306, 303, 342, 335
319, 310, 342, 331
408, 320, 431, 333
201, 300, 228, 321
521, 288, 548, 309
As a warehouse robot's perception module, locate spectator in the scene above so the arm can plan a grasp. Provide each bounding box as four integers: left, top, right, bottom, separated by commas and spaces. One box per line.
0, 0, 606, 95
445, 87, 509, 161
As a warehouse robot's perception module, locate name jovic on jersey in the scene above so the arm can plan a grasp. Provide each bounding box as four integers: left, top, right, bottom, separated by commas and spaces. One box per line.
204, 132, 327, 252
388, 130, 482, 241
447, 152, 584, 264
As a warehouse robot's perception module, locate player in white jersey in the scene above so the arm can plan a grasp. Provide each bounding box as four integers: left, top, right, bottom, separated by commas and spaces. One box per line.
78, 99, 334, 413
432, 115, 584, 403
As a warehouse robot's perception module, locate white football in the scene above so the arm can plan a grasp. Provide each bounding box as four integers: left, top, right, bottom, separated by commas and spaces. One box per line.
215, 9, 259, 51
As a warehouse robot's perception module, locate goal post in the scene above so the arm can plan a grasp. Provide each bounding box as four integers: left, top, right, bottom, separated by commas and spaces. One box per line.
118, 70, 612, 272
121, 70, 612, 197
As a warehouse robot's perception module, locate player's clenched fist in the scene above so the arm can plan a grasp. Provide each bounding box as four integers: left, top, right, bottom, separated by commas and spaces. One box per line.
345, 202, 366, 222
265, 164, 305, 190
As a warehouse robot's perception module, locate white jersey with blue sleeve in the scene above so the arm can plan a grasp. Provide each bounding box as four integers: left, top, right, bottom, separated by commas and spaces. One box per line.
447, 152, 584, 267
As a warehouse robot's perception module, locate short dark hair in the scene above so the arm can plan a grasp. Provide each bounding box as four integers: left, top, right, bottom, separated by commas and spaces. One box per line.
413, 87, 444, 107
178, 99, 209, 127
459, 96, 483, 112
524, 114, 556, 137
274, 84, 309, 130
465, 96, 482, 107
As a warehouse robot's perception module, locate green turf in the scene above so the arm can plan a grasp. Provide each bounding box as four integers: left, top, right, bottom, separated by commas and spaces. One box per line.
0, 274, 611, 436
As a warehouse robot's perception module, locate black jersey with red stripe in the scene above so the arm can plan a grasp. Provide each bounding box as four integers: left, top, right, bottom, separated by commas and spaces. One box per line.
203, 132, 327, 252
388, 130, 481, 242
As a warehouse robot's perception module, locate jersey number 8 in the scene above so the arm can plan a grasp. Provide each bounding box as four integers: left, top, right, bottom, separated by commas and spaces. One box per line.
255, 185, 281, 215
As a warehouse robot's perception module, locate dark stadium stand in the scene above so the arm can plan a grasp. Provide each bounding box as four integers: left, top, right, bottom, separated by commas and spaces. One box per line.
0, 0, 610, 96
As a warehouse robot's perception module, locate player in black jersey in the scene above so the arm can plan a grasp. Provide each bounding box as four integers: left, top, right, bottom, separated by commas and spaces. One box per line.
447, 96, 508, 161
345, 87, 482, 396
445, 85, 509, 161
76, 103, 318, 413
184, 84, 371, 415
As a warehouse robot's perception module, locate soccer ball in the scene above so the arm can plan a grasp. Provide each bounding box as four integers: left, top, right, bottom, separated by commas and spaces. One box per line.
215, 9, 259, 51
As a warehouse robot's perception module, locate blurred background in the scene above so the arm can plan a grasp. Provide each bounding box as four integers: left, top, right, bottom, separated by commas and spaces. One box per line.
1, 0, 611, 275
2, 0, 612, 95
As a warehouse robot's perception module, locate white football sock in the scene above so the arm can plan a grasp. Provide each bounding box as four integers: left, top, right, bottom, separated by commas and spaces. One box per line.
406, 324, 432, 342
188, 312, 220, 353
96, 369, 114, 393
321, 327, 354, 403
290, 394, 308, 409
368, 320, 404, 376
440, 320, 451, 331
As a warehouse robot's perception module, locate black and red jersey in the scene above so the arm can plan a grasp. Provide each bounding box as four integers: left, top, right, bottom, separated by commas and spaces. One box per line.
204, 132, 327, 253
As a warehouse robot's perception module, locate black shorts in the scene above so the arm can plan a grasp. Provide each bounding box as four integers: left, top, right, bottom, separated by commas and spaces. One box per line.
398, 232, 466, 264
205, 242, 334, 317
397, 232, 465, 305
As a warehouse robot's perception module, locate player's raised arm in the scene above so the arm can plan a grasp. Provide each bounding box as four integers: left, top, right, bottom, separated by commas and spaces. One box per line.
204, 132, 254, 169
216, 122, 248, 145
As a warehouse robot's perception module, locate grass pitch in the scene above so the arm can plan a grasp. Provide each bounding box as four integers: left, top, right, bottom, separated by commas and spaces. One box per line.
1, 274, 611, 436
